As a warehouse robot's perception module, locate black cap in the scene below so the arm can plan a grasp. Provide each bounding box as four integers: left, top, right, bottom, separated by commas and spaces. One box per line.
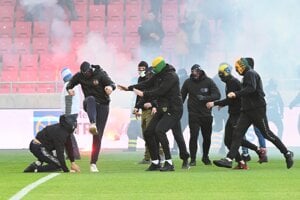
191, 64, 201, 71
80, 61, 91, 73
138, 61, 148, 69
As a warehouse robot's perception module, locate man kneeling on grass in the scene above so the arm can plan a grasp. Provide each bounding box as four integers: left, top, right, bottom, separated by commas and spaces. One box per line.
24, 114, 80, 173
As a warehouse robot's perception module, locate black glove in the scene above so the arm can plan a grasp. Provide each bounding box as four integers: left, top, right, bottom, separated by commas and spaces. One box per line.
91, 65, 100, 69
197, 95, 206, 101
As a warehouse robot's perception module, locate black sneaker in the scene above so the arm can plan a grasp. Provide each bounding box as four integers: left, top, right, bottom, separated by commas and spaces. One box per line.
241, 154, 251, 162
24, 162, 38, 173
160, 162, 175, 172
145, 163, 161, 171
182, 159, 190, 169
285, 151, 294, 169
202, 157, 212, 165
189, 160, 196, 166
213, 158, 233, 168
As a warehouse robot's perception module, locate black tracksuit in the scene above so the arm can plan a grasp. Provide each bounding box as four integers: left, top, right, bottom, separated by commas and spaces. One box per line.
227, 68, 288, 159
129, 64, 189, 161
29, 115, 76, 172
181, 72, 220, 161
66, 65, 115, 164
214, 76, 259, 162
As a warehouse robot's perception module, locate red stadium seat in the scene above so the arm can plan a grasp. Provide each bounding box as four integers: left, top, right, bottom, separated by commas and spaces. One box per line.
89, 5, 106, 21
88, 21, 105, 36
106, 36, 124, 51
0, 0, 17, 6
74, 0, 88, 4
70, 21, 88, 37
125, 20, 140, 37
0, 21, 13, 37
125, 4, 142, 21
70, 37, 85, 51
109, 0, 124, 4
14, 21, 32, 38
39, 54, 55, 70
15, 6, 26, 21
0, 38, 13, 54
124, 35, 140, 49
20, 54, 39, 70
0, 6, 14, 21
32, 37, 50, 54
124, 36, 140, 58
161, 4, 178, 21
106, 21, 124, 37
32, 21, 50, 38
19, 69, 38, 81
0, 70, 18, 82
75, 4, 88, 21
107, 4, 124, 21
126, 0, 141, 4
0, 83, 12, 93
2, 54, 20, 70
13, 37, 31, 54
38, 69, 57, 81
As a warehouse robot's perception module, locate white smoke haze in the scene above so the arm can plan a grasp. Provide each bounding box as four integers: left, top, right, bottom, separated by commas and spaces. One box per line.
19, 0, 299, 103
76, 32, 137, 107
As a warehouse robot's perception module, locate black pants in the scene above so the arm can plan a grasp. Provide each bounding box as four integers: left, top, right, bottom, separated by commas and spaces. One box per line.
29, 141, 61, 172
189, 114, 213, 161
144, 110, 181, 161
171, 121, 190, 160
227, 107, 288, 159
83, 96, 109, 164
224, 114, 258, 162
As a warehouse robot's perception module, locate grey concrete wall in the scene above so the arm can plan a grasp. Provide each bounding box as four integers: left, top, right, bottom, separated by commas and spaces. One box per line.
0, 94, 60, 109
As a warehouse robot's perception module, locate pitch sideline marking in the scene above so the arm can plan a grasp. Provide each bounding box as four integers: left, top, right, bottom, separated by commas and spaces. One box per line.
9, 173, 60, 200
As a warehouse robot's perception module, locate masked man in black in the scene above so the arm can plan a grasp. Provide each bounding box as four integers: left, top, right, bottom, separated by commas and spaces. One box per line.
213, 57, 294, 169
24, 114, 80, 173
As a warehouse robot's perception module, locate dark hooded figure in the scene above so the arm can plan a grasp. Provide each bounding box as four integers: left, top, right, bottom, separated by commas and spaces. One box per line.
213, 57, 294, 170
181, 64, 221, 166
118, 56, 190, 172
66, 61, 115, 172
24, 114, 80, 173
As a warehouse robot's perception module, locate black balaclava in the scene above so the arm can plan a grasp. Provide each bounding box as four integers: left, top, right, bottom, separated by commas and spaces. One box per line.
80, 61, 93, 78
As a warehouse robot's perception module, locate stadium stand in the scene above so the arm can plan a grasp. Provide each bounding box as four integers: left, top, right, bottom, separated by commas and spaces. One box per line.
0, 0, 181, 93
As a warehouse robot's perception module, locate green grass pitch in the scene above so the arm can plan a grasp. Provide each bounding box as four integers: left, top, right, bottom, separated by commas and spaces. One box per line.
0, 149, 299, 200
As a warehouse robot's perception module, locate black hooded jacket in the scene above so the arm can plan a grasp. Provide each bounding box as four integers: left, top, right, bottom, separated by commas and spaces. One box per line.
128, 64, 183, 118
234, 68, 266, 111
181, 70, 220, 117
35, 114, 77, 172
214, 76, 242, 115
66, 65, 116, 105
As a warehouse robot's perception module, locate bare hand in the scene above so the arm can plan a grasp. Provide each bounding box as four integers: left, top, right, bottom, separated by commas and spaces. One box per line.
105, 86, 113, 95
71, 162, 80, 172
206, 102, 214, 109
117, 85, 129, 91
68, 89, 75, 96
227, 92, 236, 98
133, 108, 141, 119
151, 107, 157, 115
133, 88, 144, 97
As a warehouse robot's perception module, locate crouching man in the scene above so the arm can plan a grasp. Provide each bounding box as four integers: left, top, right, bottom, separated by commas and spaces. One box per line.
24, 114, 80, 173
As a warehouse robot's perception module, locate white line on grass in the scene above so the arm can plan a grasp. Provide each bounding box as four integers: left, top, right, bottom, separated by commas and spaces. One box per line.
9, 173, 60, 200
